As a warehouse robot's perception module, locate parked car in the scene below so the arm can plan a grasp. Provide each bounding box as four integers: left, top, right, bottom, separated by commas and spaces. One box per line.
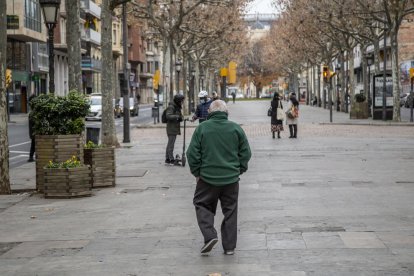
119, 97, 139, 116
153, 93, 164, 106
400, 93, 409, 107
86, 94, 122, 121
86, 94, 102, 121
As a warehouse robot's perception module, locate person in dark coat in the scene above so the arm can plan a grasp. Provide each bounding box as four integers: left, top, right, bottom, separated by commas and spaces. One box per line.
270, 92, 284, 139
28, 93, 36, 162
165, 94, 184, 165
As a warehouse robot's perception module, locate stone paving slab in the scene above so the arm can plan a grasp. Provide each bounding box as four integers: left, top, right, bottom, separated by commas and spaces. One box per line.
2, 101, 414, 275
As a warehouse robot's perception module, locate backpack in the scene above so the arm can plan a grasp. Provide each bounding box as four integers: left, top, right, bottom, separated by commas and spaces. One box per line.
161, 109, 167, 123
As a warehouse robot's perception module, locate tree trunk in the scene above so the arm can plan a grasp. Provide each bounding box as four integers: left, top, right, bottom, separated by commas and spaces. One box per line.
0, 0, 11, 194
348, 49, 355, 108
101, 0, 118, 146
169, 39, 174, 101
65, 0, 82, 92
362, 45, 368, 102
391, 29, 401, 121
161, 38, 168, 105
340, 51, 345, 112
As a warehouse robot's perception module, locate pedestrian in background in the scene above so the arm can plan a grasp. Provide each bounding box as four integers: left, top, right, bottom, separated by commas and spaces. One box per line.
211, 91, 219, 101
270, 92, 284, 139
28, 93, 36, 162
191, 91, 212, 123
231, 91, 236, 104
165, 94, 184, 165
286, 92, 299, 138
187, 100, 251, 256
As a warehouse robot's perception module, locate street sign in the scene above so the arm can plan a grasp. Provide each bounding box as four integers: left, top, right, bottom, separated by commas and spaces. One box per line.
7, 15, 19, 30
153, 70, 160, 90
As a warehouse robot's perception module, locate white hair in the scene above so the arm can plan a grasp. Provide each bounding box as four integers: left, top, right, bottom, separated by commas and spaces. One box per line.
208, 100, 228, 113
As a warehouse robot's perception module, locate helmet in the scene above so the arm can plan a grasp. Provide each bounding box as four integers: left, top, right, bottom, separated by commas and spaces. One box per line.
198, 91, 208, 98
173, 94, 185, 105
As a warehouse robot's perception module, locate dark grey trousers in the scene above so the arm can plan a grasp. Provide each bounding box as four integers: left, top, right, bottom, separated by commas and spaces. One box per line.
193, 178, 239, 250
165, 135, 177, 160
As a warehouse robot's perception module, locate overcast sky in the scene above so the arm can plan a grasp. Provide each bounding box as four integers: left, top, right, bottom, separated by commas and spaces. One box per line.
245, 0, 277, 14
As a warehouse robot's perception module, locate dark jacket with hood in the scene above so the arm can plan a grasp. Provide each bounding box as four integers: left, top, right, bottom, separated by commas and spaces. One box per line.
166, 101, 183, 135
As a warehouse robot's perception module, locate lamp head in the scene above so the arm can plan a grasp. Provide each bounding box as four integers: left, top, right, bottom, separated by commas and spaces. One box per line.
39, 0, 61, 26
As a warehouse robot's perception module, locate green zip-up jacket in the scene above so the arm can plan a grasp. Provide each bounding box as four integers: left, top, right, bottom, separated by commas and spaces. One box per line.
186, 111, 251, 186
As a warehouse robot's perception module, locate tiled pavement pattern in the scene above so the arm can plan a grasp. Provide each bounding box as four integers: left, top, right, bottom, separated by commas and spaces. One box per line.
1, 101, 414, 275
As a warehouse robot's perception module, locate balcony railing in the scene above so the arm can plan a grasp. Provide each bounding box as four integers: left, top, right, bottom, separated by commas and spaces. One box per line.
81, 0, 101, 19
82, 56, 102, 72
84, 28, 101, 45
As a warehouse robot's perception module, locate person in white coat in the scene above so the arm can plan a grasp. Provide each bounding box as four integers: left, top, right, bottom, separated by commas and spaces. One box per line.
286, 93, 299, 138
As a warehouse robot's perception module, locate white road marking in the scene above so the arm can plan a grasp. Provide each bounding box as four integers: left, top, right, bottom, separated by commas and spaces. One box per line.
10, 154, 29, 160
10, 151, 29, 154
9, 141, 31, 148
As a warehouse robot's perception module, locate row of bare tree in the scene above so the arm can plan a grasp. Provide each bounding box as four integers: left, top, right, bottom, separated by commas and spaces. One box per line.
0, 0, 252, 193
256, 0, 414, 119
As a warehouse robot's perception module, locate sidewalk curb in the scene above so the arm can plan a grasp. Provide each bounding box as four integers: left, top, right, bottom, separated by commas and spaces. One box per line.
320, 122, 414, 126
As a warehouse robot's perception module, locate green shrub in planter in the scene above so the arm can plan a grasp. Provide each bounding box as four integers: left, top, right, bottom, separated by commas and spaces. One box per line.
30, 91, 90, 135
354, 93, 366, 103
31, 91, 90, 192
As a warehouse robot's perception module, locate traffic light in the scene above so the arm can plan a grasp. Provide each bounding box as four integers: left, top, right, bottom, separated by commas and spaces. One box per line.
6, 69, 12, 88
410, 68, 414, 79
322, 65, 329, 82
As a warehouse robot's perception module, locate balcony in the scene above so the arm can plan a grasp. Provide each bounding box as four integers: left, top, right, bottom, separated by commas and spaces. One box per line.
81, 0, 101, 19
82, 56, 102, 72
83, 28, 101, 45
112, 43, 123, 56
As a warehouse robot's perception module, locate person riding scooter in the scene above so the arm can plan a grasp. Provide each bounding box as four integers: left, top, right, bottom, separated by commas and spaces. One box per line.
191, 91, 212, 123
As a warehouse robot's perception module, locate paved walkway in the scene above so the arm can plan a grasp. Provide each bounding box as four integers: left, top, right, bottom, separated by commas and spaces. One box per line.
1, 101, 414, 275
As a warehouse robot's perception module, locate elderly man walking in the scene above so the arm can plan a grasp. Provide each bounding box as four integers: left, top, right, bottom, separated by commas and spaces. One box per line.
186, 100, 251, 255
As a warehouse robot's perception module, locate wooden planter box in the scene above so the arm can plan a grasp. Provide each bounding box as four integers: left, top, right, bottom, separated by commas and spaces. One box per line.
84, 147, 116, 188
350, 101, 369, 119
43, 166, 91, 198
36, 135, 83, 193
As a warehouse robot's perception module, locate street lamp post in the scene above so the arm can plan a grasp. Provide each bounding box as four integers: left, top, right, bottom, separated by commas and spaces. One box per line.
382, 33, 387, 120
335, 63, 341, 112
175, 59, 182, 95
39, 0, 61, 94
366, 55, 374, 117
191, 69, 196, 112
200, 72, 205, 91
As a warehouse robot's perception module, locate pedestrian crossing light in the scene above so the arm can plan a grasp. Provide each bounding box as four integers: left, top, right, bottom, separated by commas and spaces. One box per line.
322, 65, 329, 82
6, 69, 12, 88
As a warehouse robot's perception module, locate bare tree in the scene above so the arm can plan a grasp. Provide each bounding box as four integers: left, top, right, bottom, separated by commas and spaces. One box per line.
0, 0, 11, 194
101, 0, 130, 146
66, 0, 82, 92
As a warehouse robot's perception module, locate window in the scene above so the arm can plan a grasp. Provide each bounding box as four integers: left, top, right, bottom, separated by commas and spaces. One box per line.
25, 0, 42, 32
60, 18, 66, 44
